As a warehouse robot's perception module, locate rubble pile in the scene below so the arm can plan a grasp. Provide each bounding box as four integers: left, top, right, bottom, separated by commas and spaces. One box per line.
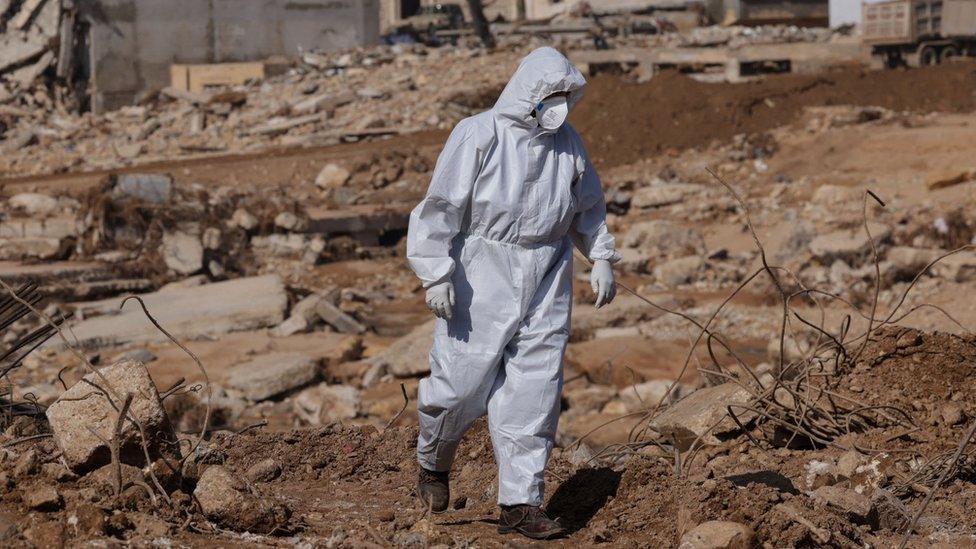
0, 42, 522, 178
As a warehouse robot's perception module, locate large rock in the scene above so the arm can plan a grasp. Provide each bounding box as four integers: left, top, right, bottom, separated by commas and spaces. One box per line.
45, 359, 174, 473
63, 275, 287, 349
194, 465, 289, 533
368, 319, 435, 377
293, 383, 360, 424
161, 231, 204, 275
679, 521, 753, 549
226, 352, 318, 401
808, 223, 891, 264
651, 383, 755, 450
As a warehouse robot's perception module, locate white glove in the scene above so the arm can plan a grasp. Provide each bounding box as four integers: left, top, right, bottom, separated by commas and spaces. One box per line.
590, 259, 616, 309
426, 281, 455, 320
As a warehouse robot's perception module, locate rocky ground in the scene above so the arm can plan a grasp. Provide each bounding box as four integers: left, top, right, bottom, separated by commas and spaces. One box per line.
1, 34, 976, 548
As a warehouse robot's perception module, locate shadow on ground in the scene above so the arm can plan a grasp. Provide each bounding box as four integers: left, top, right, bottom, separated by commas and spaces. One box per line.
546, 467, 622, 533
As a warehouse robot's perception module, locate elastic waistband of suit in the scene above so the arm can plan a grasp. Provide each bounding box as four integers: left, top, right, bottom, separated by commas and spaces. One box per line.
459, 233, 568, 250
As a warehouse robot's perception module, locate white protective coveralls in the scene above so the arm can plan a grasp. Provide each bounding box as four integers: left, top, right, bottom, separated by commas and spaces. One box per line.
406, 47, 619, 506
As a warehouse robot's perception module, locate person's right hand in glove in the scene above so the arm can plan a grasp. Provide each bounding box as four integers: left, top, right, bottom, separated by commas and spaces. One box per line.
426, 281, 455, 320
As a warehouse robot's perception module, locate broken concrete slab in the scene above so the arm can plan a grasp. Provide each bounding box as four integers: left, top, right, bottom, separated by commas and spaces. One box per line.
62, 275, 287, 349
45, 359, 174, 473
314, 299, 366, 334
293, 382, 360, 424
651, 383, 755, 451
367, 319, 434, 377
112, 173, 173, 203
225, 352, 318, 401
809, 223, 891, 264
303, 204, 410, 235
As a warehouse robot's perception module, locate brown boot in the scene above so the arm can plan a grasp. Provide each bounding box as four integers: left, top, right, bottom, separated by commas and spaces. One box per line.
498, 504, 566, 540
417, 467, 450, 513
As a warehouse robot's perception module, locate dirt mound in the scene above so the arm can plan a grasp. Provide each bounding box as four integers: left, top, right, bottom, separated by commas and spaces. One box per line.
573, 62, 976, 169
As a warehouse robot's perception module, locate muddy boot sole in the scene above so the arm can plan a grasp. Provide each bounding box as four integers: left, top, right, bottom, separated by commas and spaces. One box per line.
416, 493, 449, 514
497, 524, 567, 540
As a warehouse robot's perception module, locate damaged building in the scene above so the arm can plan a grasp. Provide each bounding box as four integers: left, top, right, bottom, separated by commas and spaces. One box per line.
0, 0, 381, 112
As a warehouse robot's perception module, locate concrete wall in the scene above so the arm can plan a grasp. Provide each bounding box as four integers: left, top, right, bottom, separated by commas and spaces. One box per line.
81, 0, 380, 111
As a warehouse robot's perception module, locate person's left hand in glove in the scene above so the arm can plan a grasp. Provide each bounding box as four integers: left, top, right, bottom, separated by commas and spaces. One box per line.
590, 259, 616, 309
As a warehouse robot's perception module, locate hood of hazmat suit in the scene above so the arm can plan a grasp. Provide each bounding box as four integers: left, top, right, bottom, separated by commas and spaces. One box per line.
406, 47, 619, 507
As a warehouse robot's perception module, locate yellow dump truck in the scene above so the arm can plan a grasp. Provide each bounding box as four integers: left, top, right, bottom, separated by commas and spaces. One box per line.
863, 0, 976, 67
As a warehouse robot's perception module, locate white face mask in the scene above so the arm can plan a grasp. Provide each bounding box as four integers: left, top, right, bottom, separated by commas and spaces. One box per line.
535, 96, 569, 131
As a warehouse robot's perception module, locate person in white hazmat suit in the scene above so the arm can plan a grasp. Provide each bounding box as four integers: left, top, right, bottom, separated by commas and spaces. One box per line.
406, 46, 619, 540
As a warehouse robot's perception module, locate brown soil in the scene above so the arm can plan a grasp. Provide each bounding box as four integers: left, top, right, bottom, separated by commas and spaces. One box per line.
572, 62, 976, 169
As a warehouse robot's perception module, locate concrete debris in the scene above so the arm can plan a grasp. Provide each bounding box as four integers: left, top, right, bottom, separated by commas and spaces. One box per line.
812, 485, 877, 525
225, 352, 319, 401
193, 465, 289, 534
367, 319, 435, 377
293, 383, 360, 424
45, 359, 174, 473
315, 163, 351, 189
64, 275, 287, 349
8, 192, 59, 216
620, 380, 686, 413
651, 383, 755, 451
313, 299, 366, 334
631, 182, 704, 209
231, 208, 259, 231
161, 231, 204, 275
678, 520, 753, 549
809, 223, 891, 264
111, 174, 173, 203
653, 256, 706, 287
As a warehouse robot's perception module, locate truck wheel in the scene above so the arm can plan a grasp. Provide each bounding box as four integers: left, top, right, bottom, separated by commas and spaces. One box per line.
920, 46, 938, 66
940, 45, 958, 63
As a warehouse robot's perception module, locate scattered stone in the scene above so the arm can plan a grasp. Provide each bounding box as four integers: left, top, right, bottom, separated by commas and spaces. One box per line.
933, 252, 976, 282
46, 359, 174, 473
315, 163, 351, 189
804, 459, 839, 490
678, 520, 753, 549
202, 227, 222, 250
623, 220, 706, 261
162, 231, 204, 275
12, 448, 40, 477
226, 352, 319, 401
651, 383, 755, 450
194, 465, 289, 534
246, 458, 282, 483
25, 484, 62, 511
